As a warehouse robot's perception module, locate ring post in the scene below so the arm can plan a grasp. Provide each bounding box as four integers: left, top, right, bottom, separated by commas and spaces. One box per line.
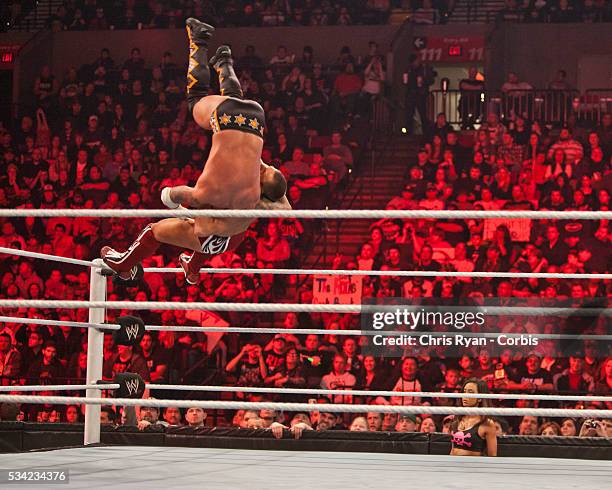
84, 259, 107, 445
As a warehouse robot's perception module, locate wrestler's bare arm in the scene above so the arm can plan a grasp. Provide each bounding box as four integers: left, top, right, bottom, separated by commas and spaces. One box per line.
168, 185, 209, 208
170, 161, 270, 208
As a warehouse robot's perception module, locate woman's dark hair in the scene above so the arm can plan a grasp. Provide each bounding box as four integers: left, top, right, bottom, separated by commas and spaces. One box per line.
451, 378, 493, 434
285, 347, 298, 360
28, 282, 41, 297
555, 172, 570, 187
493, 416, 509, 434
363, 354, 376, 368
551, 147, 566, 162
495, 225, 512, 256
495, 224, 511, 243
459, 377, 491, 408
64, 404, 82, 422
561, 417, 577, 430
369, 225, 383, 238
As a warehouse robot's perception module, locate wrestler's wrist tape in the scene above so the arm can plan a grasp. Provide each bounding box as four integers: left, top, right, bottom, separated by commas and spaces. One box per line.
161, 187, 180, 209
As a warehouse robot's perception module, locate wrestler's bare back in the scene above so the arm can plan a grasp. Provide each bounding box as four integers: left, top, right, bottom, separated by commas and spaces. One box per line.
184, 94, 288, 237
189, 131, 268, 237
195, 130, 263, 210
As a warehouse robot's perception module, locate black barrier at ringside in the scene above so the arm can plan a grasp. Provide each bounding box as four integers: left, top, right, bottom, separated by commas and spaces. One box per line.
0, 423, 610, 460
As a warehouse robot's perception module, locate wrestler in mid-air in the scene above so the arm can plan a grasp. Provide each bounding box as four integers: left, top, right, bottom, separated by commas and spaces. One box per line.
101, 18, 289, 284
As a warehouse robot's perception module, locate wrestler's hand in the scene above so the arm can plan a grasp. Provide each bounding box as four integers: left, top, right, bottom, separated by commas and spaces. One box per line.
161, 187, 183, 209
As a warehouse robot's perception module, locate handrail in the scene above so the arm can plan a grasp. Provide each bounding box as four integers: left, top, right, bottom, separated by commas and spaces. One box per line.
16, 25, 49, 55
372, 95, 402, 134
390, 16, 413, 49
576, 89, 612, 124
428, 88, 581, 126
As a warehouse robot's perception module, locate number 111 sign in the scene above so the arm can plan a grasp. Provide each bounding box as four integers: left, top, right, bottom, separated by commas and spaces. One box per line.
415, 36, 484, 63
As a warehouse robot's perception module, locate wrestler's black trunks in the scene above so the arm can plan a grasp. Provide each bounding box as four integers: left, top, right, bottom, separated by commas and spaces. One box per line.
210, 97, 265, 139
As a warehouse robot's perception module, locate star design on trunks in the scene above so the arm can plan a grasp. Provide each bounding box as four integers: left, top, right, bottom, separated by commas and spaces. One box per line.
234, 114, 246, 126
220, 113, 231, 125
248, 118, 259, 131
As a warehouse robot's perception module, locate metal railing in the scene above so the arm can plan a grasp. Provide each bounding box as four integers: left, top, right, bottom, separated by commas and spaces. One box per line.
497, 8, 612, 24
428, 89, 583, 126
372, 95, 399, 133
576, 89, 612, 124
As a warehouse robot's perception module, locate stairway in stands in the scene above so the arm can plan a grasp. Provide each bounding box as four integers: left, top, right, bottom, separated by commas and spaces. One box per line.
302, 136, 421, 269
448, 0, 506, 23
11, 0, 62, 31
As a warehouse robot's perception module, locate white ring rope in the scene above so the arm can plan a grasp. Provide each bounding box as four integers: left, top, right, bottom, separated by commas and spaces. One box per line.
0, 384, 119, 393
142, 326, 612, 340
4, 209, 607, 444
145, 384, 612, 402
0, 394, 608, 418
0, 315, 119, 331
0, 246, 94, 267
1, 382, 609, 402
1, 209, 610, 219
1, 246, 609, 280
1, 315, 608, 340
146, 266, 612, 280
0, 300, 609, 316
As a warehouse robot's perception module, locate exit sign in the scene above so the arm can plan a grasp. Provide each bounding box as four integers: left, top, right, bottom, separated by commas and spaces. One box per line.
0, 51, 15, 65
448, 45, 462, 57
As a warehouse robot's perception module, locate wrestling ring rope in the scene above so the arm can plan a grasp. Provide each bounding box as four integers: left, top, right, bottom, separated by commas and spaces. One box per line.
0, 207, 610, 489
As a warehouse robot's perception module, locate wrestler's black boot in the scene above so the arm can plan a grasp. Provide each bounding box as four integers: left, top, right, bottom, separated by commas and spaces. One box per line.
185, 17, 215, 114
210, 45, 243, 98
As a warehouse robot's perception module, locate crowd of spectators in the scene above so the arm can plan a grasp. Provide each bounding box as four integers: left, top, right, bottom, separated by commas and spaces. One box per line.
4, 0, 612, 34
0, 38, 376, 424
40, 0, 394, 31
0, 27, 610, 439
37, 0, 612, 32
